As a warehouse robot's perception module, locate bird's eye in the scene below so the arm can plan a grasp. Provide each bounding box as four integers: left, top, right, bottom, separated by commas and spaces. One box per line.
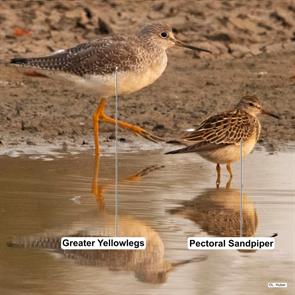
249, 102, 255, 107
160, 32, 168, 38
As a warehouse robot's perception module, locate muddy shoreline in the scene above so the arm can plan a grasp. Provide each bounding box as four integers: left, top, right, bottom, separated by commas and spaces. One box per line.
0, 1, 295, 154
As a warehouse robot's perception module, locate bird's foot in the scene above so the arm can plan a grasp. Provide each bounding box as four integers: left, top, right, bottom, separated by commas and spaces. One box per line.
99, 108, 163, 143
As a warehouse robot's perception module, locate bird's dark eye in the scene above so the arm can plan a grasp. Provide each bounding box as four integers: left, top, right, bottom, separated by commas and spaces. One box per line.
249, 102, 255, 107
160, 32, 168, 38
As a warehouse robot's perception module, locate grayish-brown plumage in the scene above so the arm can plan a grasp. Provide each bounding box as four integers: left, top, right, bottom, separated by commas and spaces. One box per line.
7, 214, 206, 284
11, 34, 161, 77
10, 23, 211, 154
10, 23, 210, 94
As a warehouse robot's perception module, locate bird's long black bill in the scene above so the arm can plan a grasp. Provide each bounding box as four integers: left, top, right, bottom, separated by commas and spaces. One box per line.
175, 39, 212, 53
262, 110, 280, 119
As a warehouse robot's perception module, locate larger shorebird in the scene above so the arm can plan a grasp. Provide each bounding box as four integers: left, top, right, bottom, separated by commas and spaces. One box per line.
166, 96, 279, 186
10, 23, 210, 154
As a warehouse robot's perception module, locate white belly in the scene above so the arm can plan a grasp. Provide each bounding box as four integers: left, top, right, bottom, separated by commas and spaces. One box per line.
199, 136, 257, 164
58, 54, 168, 97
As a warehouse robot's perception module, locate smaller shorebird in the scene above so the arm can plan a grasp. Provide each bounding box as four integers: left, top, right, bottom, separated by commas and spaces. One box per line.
166, 95, 279, 186
10, 23, 211, 155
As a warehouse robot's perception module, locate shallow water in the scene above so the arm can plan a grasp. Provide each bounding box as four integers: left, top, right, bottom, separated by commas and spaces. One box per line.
0, 148, 294, 295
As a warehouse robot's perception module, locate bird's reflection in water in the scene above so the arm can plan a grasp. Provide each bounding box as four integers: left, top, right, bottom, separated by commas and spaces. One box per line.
170, 186, 258, 238
91, 154, 165, 210
7, 155, 206, 284
170, 185, 267, 254
170, 185, 277, 254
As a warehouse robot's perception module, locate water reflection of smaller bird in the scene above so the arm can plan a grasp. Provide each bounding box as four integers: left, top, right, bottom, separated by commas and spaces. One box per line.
170, 187, 278, 253
166, 96, 279, 187
170, 187, 257, 237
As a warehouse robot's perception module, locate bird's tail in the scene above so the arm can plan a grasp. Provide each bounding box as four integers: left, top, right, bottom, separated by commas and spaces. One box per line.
7, 234, 61, 250
10, 54, 68, 71
11, 57, 48, 69
165, 139, 203, 154
165, 139, 186, 145
165, 136, 195, 148
10, 57, 30, 65
165, 145, 192, 155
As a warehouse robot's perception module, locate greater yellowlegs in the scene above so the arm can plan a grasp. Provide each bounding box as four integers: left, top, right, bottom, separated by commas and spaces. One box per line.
10, 23, 211, 154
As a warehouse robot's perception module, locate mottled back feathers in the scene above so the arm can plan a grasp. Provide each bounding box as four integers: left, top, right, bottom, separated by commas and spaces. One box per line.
167, 109, 259, 154
10, 35, 162, 76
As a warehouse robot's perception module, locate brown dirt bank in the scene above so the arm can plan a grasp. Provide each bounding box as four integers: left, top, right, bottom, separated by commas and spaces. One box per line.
0, 0, 295, 153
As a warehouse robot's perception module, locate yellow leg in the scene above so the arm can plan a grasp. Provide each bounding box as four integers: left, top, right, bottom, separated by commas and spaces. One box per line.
93, 99, 107, 155
216, 163, 221, 188
126, 165, 165, 182
91, 157, 164, 210
91, 153, 105, 210
93, 98, 163, 155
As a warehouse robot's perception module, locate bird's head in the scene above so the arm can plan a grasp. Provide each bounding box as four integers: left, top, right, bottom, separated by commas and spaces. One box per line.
237, 95, 279, 118
138, 23, 211, 53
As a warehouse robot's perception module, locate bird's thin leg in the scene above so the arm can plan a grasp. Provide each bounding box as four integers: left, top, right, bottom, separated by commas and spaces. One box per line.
226, 163, 233, 178
225, 163, 233, 189
226, 178, 232, 189
126, 164, 165, 182
93, 98, 163, 155
93, 98, 107, 155
100, 108, 163, 143
91, 153, 105, 210
91, 157, 163, 210
216, 163, 221, 188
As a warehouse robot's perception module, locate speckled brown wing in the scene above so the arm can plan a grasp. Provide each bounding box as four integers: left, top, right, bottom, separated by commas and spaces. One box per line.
183, 110, 256, 144
10, 35, 144, 76
166, 110, 257, 154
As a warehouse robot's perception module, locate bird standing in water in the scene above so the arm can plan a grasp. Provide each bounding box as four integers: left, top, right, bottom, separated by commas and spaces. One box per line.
166, 95, 279, 186
10, 23, 210, 155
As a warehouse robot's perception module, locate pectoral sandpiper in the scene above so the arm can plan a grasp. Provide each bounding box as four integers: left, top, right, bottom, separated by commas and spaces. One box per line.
166, 95, 279, 186
10, 23, 211, 154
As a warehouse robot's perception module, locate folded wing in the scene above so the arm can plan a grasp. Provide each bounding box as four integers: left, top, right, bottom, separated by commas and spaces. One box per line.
10, 36, 142, 76
166, 110, 257, 154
